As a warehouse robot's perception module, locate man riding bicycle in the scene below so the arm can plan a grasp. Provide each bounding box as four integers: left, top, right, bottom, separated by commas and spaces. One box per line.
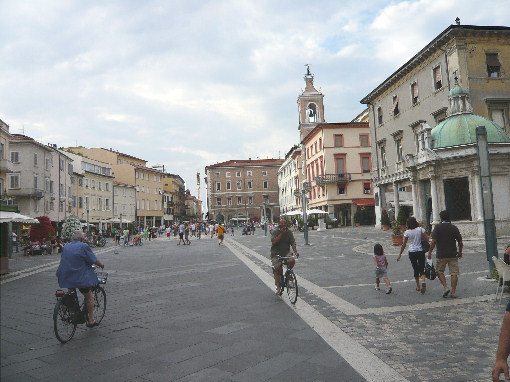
56, 230, 105, 328
271, 219, 299, 295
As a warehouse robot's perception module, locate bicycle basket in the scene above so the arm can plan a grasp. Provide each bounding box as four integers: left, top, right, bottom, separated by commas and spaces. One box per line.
96, 271, 108, 284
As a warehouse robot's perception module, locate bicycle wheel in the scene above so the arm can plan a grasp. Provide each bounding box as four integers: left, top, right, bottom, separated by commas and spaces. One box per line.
286, 271, 298, 304
93, 286, 107, 324
53, 300, 77, 343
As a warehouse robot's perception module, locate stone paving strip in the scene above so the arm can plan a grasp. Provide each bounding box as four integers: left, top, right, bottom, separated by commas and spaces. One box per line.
224, 239, 409, 382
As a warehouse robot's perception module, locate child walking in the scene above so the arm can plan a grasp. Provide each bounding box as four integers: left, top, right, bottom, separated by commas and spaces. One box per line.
373, 243, 392, 294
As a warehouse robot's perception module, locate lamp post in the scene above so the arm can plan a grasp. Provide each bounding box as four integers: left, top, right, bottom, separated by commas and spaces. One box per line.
301, 181, 310, 245
476, 126, 498, 276
86, 208, 90, 236
262, 200, 268, 236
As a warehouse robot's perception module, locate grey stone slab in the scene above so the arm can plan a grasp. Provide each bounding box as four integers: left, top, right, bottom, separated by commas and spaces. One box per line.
177, 367, 234, 382
0, 358, 49, 378
231, 352, 308, 381
206, 321, 252, 335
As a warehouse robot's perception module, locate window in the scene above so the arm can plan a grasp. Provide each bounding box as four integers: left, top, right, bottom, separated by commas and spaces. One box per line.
141, 199, 145, 210
486, 53, 501, 78
98, 198, 103, 211
314, 142, 317, 153
247, 180, 252, 189
226, 181, 231, 190
236, 171, 241, 177
34, 153, 38, 166
105, 182, 110, 191
216, 197, 221, 206
377, 107, 383, 125
237, 197, 242, 205
216, 172, 220, 177
411, 82, 419, 105
79, 197, 83, 208
216, 182, 221, 191
433, 66, 442, 90
334, 135, 343, 147
391, 95, 399, 116
363, 183, 372, 194
98, 181, 102, 191
247, 171, 252, 177
226, 172, 231, 177
487, 100, 510, 135
85, 196, 89, 208
136, 172, 139, 179
360, 134, 369, 147
432, 107, 448, 124
237, 180, 242, 190
263, 180, 268, 189
338, 184, 346, 195
10, 151, 19, 163
147, 200, 150, 210
0, 143, 4, 160
395, 137, 403, 162
361, 156, 371, 173
318, 138, 322, 150
91, 180, 96, 189
50, 180, 54, 194
262, 170, 267, 176
335, 156, 345, 175
380, 145, 387, 168
248, 196, 253, 205
227, 197, 232, 205
34, 174, 38, 189
8, 173, 20, 189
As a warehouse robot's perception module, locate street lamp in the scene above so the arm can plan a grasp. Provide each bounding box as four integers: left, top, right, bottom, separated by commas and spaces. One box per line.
301, 181, 310, 245
476, 125, 498, 276
262, 200, 268, 236
86, 208, 90, 236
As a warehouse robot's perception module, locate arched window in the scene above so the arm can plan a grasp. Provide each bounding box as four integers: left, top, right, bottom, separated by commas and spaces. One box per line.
306, 103, 317, 123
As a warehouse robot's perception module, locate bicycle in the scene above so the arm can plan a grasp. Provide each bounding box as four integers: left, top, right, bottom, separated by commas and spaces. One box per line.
53, 267, 108, 343
273, 255, 298, 304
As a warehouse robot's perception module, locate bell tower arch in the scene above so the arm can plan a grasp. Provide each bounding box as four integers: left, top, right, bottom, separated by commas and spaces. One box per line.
297, 65, 325, 141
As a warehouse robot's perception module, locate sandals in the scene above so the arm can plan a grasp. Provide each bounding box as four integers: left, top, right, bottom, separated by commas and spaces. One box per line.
415, 286, 421, 292
421, 283, 426, 294
86, 321, 99, 328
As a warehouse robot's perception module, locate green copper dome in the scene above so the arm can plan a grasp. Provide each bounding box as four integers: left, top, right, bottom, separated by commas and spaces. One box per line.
431, 114, 509, 149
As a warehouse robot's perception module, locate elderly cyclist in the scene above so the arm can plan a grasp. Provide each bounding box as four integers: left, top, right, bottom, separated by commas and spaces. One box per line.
271, 219, 299, 295
56, 230, 104, 328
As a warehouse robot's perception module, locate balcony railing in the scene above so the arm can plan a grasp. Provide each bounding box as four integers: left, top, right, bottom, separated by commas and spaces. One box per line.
10, 188, 44, 199
0, 158, 13, 172
315, 173, 351, 185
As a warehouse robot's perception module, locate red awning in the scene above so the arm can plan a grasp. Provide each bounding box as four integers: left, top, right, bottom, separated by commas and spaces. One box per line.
352, 198, 375, 206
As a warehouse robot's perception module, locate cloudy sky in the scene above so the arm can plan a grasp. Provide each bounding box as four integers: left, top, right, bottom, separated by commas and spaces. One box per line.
1, 0, 508, 206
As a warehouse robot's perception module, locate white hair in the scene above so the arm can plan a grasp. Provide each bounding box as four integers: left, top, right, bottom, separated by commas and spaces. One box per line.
71, 230, 85, 241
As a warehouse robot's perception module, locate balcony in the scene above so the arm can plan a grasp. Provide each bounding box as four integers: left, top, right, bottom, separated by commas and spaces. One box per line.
10, 188, 44, 199
0, 158, 13, 172
315, 173, 351, 186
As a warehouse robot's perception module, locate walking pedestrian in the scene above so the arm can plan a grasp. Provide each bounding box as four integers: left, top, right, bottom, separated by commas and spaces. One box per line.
123, 228, 130, 246
115, 228, 121, 246
397, 217, 429, 293
12, 231, 18, 253
373, 243, 392, 294
184, 223, 191, 245
217, 223, 225, 245
178, 222, 186, 245
427, 210, 463, 298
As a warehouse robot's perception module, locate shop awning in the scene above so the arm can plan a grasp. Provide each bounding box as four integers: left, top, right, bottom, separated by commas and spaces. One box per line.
352, 198, 375, 207
0, 212, 39, 224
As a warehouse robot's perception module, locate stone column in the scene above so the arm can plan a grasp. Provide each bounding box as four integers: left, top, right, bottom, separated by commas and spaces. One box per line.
430, 174, 440, 224
411, 177, 421, 222
393, 181, 400, 219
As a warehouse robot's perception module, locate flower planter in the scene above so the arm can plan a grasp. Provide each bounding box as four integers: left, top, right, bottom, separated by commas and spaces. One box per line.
382, 225, 390, 231
392, 234, 403, 246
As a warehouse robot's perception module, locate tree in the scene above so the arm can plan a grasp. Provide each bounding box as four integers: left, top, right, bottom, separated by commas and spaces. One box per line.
29, 216, 55, 242
381, 209, 391, 226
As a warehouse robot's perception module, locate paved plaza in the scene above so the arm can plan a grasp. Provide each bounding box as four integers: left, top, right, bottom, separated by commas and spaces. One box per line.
1, 227, 509, 381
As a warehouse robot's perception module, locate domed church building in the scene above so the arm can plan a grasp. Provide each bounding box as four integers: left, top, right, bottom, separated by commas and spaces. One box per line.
408, 79, 510, 237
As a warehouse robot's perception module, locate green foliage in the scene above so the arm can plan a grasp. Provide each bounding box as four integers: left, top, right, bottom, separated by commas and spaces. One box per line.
61, 216, 83, 240
380, 209, 391, 226
353, 210, 360, 224
391, 220, 402, 235
308, 216, 318, 227
397, 209, 407, 226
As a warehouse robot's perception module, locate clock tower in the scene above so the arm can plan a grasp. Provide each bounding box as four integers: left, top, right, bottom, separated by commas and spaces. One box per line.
297, 65, 325, 141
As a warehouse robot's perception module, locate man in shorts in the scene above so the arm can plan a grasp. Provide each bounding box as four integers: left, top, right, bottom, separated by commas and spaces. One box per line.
56, 231, 105, 328
428, 210, 463, 298
217, 223, 225, 245
270, 219, 299, 295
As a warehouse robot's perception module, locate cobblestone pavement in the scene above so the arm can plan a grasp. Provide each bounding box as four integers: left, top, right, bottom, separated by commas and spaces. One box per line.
227, 226, 510, 382
1, 228, 509, 381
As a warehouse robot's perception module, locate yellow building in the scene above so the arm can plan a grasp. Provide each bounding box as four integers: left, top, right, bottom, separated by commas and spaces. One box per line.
134, 165, 164, 227
163, 173, 185, 223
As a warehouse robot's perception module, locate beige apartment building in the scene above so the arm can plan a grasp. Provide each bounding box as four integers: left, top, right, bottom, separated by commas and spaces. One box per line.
113, 182, 136, 225
163, 173, 185, 223
65, 151, 114, 224
0, 119, 13, 201
360, 23, 510, 234
205, 159, 284, 223
134, 165, 164, 227
302, 122, 373, 226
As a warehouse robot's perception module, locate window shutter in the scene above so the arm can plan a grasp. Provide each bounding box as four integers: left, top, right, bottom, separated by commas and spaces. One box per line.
434, 67, 441, 83
391, 96, 399, 113
412, 83, 418, 98
486, 53, 501, 66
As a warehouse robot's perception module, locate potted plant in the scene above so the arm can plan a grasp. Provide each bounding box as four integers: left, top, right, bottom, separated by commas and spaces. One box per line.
391, 220, 403, 246
380, 209, 391, 231
397, 209, 407, 231
325, 215, 332, 229
353, 210, 361, 227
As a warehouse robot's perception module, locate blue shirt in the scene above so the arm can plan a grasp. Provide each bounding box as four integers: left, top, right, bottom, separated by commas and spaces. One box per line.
56, 241, 98, 288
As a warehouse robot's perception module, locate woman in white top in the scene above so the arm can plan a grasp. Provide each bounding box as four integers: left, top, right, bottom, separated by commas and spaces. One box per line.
397, 216, 429, 293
